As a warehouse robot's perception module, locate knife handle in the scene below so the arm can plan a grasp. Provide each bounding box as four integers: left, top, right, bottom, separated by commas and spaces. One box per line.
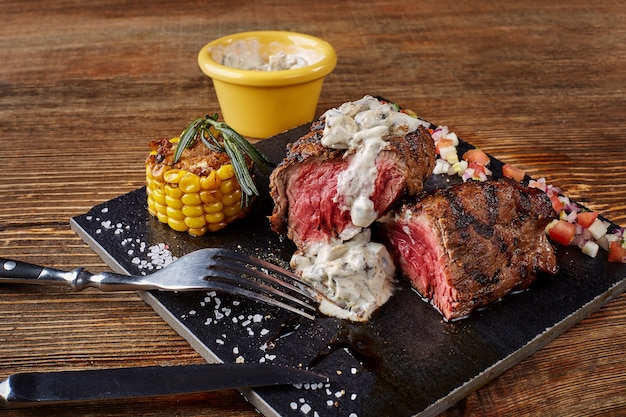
0, 257, 78, 287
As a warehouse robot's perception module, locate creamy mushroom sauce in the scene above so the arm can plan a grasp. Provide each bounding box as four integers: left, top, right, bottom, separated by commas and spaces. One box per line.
322, 95, 427, 227
210, 38, 321, 71
291, 96, 429, 321
291, 230, 396, 322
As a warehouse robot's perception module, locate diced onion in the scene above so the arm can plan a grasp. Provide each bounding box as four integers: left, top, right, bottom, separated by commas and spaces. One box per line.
581, 240, 599, 258
588, 218, 608, 240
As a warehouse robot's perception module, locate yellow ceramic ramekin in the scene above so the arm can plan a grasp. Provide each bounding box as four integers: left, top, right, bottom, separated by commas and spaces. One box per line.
198, 31, 336, 138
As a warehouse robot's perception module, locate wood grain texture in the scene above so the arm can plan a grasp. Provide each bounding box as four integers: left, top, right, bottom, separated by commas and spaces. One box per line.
1, 0, 625, 416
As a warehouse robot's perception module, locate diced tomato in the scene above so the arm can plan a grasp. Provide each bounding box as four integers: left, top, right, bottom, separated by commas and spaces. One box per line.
502, 163, 525, 182
576, 211, 599, 229
468, 161, 486, 176
462, 148, 490, 166
547, 219, 576, 246
608, 241, 626, 263
436, 138, 455, 154
549, 193, 565, 214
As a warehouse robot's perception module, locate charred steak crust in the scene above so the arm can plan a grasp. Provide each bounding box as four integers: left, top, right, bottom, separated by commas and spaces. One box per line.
380, 178, 558, 320
268, 119, 435, 245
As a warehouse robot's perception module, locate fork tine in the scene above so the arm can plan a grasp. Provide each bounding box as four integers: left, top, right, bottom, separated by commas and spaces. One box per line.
203, 248, 318, 320
215, 250, 314, 289
205, 268, 317, 313
209, 250, 315, 298
206, 266, 316, 311
202, 277, 316, 320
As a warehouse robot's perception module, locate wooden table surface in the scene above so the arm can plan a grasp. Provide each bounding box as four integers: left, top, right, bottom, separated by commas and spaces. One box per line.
1, 1, 625, 416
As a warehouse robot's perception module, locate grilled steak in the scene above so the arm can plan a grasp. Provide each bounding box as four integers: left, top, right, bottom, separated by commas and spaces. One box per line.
269, 119, 436, 249
268, 95, 437, 321
378, 178, 558, 321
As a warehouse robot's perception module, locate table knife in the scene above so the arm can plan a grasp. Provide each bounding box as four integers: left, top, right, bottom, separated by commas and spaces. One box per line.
0, 363, 327, 408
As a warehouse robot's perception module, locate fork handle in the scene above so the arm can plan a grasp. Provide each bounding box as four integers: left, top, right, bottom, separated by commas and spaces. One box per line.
0, 257, 78, 287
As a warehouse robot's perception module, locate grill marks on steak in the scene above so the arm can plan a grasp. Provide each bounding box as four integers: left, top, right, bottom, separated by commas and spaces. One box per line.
269, 121, 436, 249
379, 179, 558, 321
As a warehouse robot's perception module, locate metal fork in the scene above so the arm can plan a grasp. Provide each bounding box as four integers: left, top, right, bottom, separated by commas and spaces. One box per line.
0, 248, 318, 320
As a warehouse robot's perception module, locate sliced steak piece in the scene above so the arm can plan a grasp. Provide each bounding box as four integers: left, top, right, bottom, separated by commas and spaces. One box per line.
378, 178, 558, 321
269, 120, 436, 249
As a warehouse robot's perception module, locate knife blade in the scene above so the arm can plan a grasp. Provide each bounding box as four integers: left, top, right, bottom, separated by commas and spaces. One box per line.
0, 363, 327, 408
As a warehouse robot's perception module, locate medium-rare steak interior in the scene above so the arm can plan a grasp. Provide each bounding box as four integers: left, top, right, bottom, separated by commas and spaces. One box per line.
269, 99, 435, 248
269, 96, 436, 321
378, 178, 559, 321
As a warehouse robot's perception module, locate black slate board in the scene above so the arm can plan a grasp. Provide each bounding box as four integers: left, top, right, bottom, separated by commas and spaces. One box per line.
70, 123, 626, 417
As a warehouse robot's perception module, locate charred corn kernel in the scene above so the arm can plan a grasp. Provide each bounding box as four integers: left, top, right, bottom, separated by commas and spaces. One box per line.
179, 172, 201, 193
182, 204, 204, 218
216, 164, 235, 180
146, 138, 252, 237
200, 171, 220, 190
204, 201, 224, 214
148, 164, 168, 182
181, 192, 201, 206
205, 212, 225, 224
221, 188, 242, 207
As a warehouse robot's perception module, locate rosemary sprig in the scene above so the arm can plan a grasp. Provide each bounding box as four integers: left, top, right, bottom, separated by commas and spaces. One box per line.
174, 114, 275, 206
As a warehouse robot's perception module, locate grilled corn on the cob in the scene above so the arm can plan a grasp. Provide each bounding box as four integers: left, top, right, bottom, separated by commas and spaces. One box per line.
146, 116, 272, 236
146, 138, 249, 235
